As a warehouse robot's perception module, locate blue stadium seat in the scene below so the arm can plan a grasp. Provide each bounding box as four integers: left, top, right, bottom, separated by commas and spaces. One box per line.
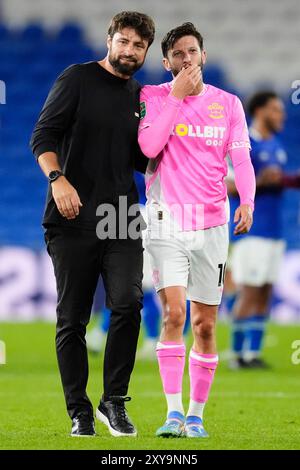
0, 23, 9, 40
56, 23, 84, 44
20, 24, 46, 44
203, 64, 227, 89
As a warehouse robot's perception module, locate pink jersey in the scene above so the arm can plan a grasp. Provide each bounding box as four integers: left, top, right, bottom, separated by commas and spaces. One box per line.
138, 82, 252, 230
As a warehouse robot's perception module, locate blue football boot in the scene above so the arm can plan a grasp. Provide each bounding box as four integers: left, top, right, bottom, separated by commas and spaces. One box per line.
184, 416, 209, 438
156, 411, 185, 438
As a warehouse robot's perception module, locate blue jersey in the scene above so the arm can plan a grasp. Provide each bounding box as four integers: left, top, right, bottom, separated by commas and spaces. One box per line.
229, 127, 287, 241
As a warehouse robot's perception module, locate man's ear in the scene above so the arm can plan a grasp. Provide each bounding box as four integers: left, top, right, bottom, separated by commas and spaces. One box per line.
163, 57, 171, 71
201, 49, 207, 66
107, 35, 112, 50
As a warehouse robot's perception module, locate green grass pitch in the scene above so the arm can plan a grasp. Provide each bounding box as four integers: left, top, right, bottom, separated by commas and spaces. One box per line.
0, 321, 299, 450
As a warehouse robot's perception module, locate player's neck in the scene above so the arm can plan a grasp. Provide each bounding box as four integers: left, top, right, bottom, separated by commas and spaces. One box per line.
189, 80, 204, 96
252, 120, 273, 140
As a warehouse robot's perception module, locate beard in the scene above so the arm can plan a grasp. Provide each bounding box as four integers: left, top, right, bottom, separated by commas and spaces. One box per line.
108, 52, 143, 76
171, 57, 204, 77
265, 117, 282, 133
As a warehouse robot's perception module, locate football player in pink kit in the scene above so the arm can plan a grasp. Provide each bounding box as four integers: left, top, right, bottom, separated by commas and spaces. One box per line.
138, 23, 256, 438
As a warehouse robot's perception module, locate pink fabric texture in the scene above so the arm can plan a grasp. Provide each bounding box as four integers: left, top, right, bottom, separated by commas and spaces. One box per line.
229, 147, 256, 211
138, 94, 182, 158
138, 82, 255, 230
156, 342, 186, 394
189, 350, 218, 403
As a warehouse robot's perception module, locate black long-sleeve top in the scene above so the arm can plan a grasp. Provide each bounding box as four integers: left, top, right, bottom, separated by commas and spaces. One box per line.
30, 61, 147, 229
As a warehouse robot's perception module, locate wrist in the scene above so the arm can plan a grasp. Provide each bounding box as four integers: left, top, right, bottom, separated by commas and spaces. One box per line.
169, 90, 185, 101
241, 201, 254, 212
48, 170, 64, 184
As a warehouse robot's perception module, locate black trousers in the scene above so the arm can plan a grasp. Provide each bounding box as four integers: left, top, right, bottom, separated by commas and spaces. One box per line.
44, 225, 143, 419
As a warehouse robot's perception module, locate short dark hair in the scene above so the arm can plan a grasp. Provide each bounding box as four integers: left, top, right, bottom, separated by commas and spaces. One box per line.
161, 22, 204, 58
247, 91, 279, 117
108, 11, 155, 47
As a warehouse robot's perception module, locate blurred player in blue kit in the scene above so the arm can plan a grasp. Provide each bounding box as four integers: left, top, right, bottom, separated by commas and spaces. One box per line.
227, 91, 300, 369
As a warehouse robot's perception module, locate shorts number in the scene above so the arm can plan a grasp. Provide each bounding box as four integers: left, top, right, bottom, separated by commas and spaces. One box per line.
218, 263, 226, 287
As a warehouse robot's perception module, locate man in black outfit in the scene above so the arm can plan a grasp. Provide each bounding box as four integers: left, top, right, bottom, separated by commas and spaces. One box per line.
30, 11, 155, 437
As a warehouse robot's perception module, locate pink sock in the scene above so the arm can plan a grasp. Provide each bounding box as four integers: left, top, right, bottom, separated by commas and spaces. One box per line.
189, 350, 218, 403
156, 342, 186, 394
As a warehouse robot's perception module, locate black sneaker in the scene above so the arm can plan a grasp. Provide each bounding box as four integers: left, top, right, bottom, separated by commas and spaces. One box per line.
229, 357, 252, 370
247, 358, 271, 369
71, 411, 96, 437
96, 396, 137, 437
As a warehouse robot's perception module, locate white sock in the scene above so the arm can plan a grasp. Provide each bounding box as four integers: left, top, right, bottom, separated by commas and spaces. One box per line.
244, 350, 260, 361
187, 399, 206, 420
165, 393, 184, 416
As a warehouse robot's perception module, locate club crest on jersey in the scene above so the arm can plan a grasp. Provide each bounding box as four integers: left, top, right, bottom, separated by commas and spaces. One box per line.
208, 102, 224, 119
140, 101, 146, 119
